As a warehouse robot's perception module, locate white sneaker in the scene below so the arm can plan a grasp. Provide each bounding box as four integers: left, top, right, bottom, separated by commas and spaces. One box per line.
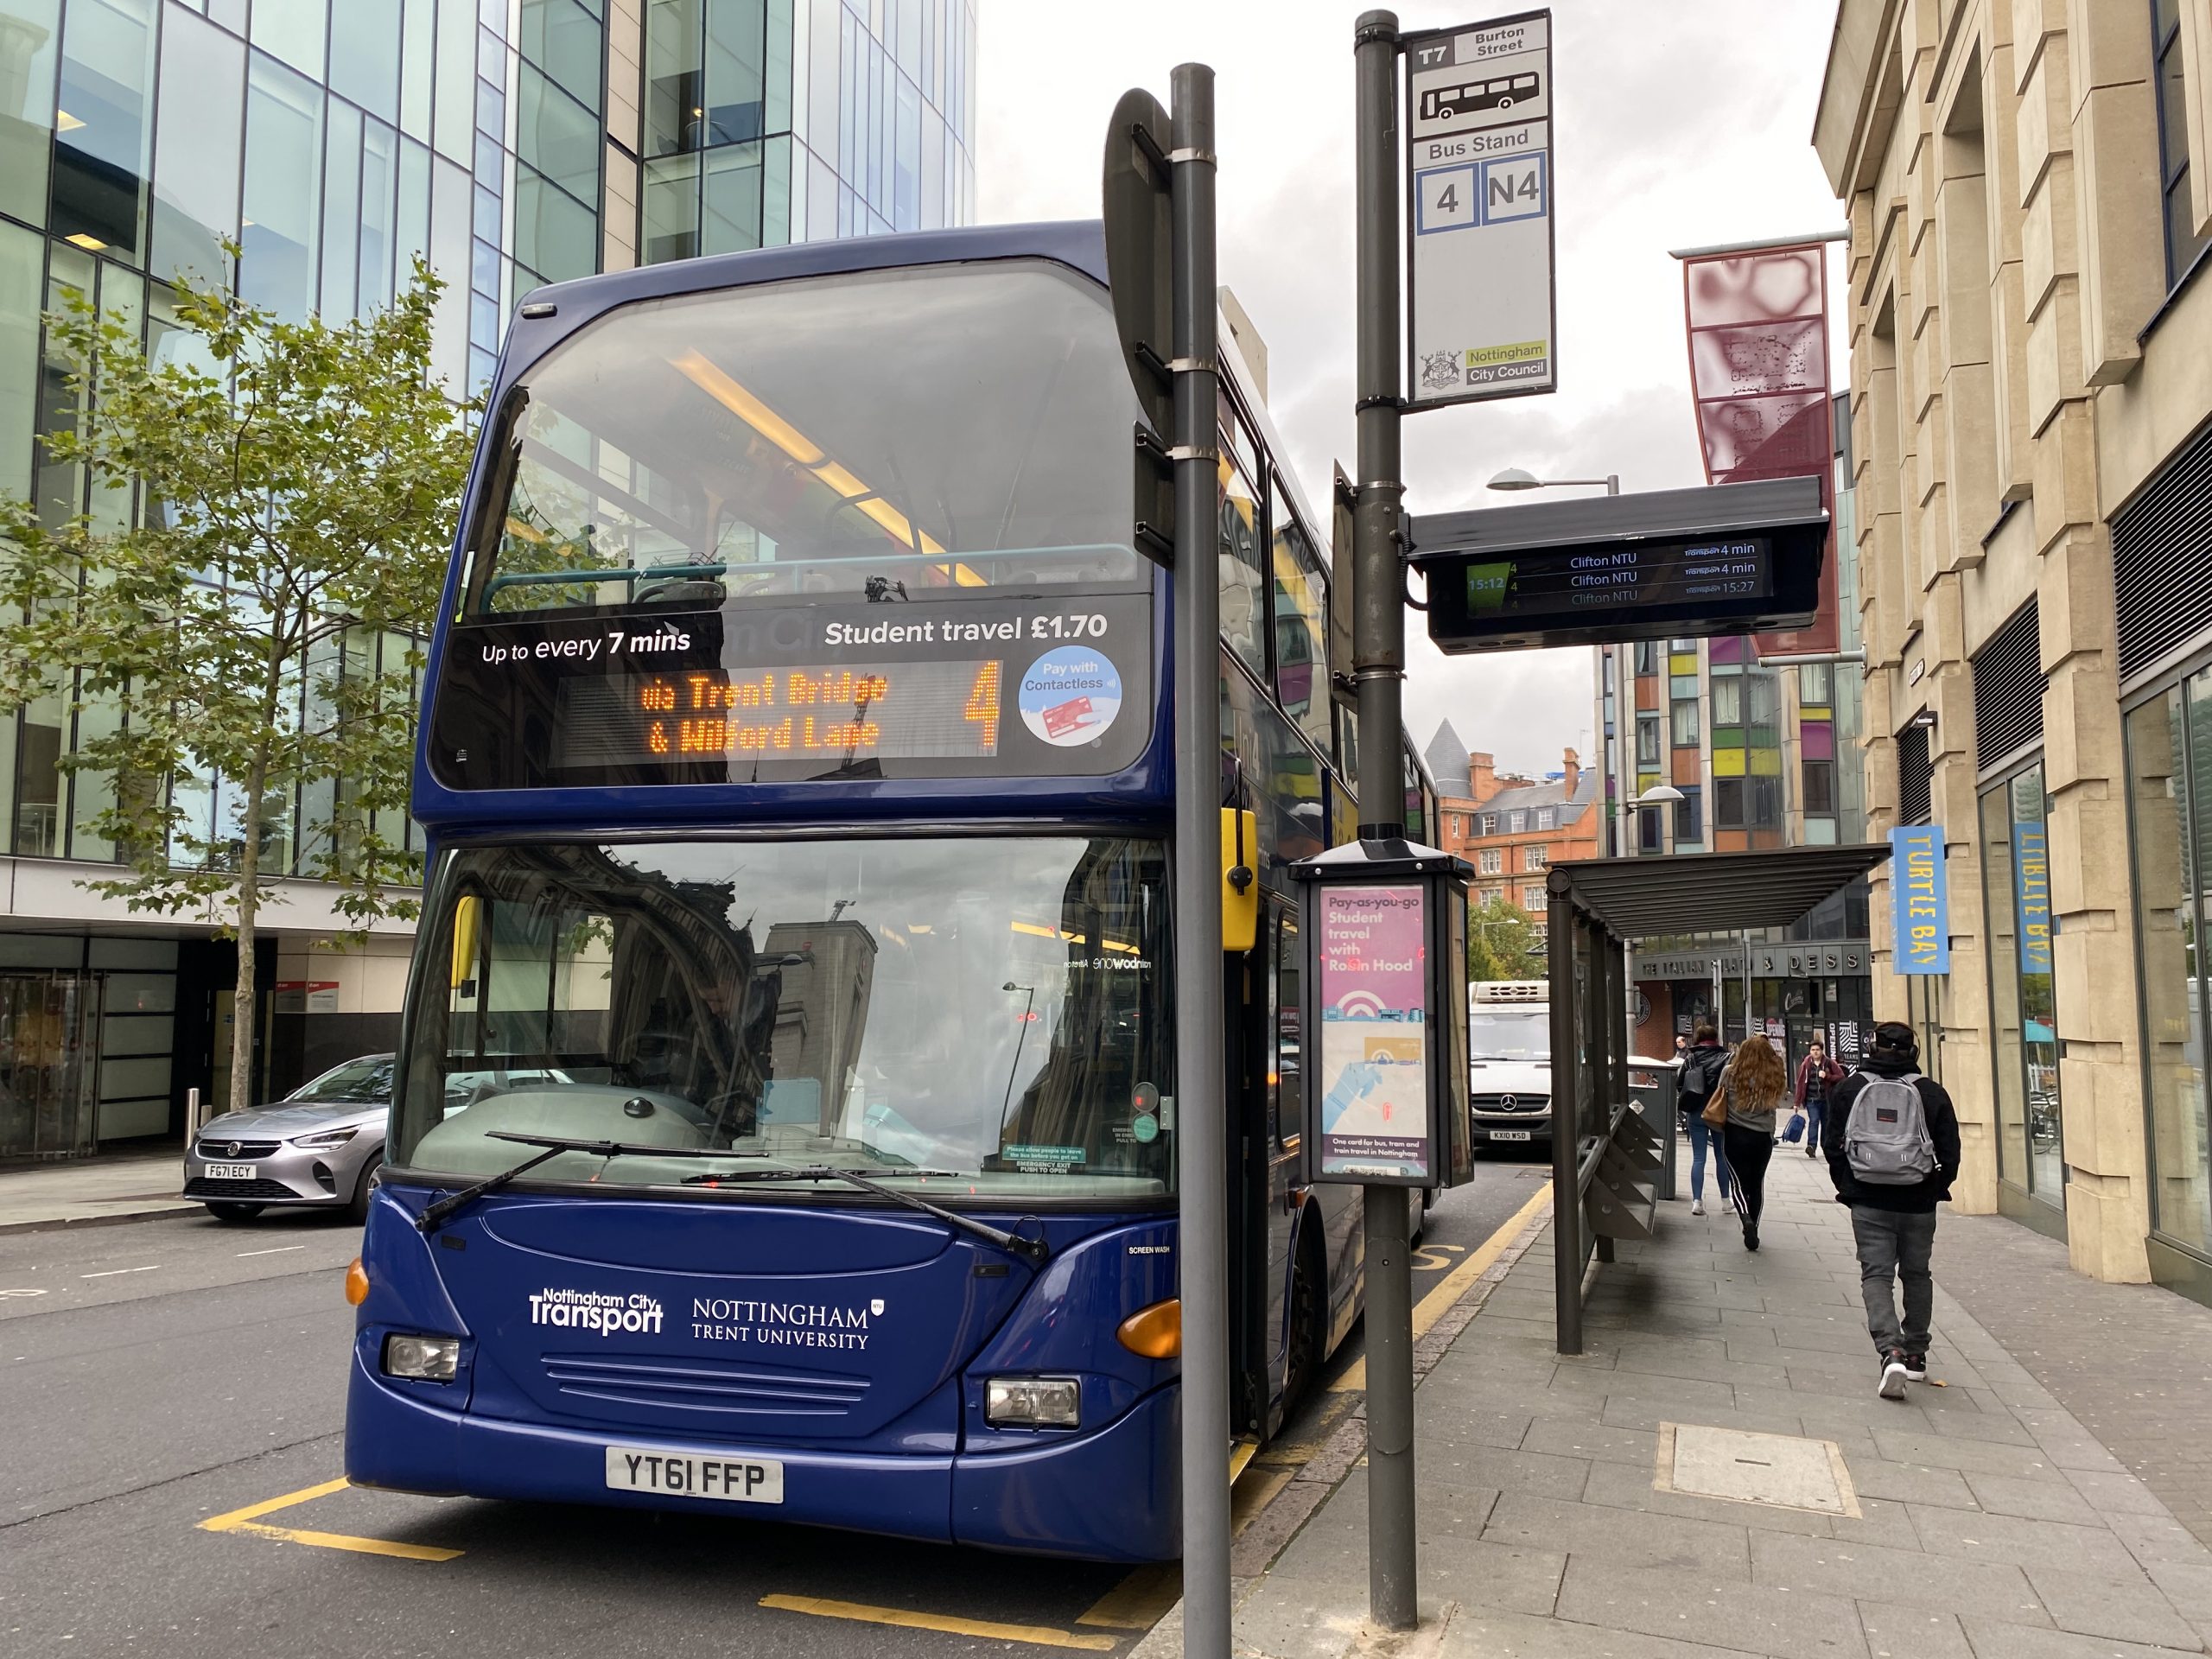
1690, 1198, 1706, 1216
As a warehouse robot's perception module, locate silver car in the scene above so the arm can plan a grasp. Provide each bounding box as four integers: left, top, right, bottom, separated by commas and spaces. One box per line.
184, 1053, 396, 1223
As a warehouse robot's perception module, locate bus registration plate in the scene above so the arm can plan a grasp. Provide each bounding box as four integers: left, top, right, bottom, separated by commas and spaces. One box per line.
604, 1446, 784, 1504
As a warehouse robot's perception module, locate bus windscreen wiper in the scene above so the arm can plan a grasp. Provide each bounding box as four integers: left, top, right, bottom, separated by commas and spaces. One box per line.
416, 1130, 742, 1232
680, 1165, 1050, 1265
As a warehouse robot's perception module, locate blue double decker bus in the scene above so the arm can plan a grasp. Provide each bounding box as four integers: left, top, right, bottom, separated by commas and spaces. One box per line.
345, 221, 1439, 1560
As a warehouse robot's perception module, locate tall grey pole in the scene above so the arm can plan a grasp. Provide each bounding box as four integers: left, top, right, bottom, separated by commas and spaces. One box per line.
1352, 10, 1417, 1633
1168, 61, 1230, 1659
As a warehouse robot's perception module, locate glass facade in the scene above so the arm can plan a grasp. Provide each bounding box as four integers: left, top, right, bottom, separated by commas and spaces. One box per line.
639, 0, 975, 260
1981, 761, 2063, 1209
2127, 679, 2212, 1265
0, 0, 975, 1138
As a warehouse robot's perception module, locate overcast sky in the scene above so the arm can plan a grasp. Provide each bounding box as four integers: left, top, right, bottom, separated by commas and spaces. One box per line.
976, 0, 1845, 781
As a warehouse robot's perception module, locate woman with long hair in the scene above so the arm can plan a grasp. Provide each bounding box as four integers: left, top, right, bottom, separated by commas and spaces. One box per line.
1719, 1034, 1789, 1250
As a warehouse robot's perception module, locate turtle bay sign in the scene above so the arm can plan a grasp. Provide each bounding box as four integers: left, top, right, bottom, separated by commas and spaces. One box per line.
1404, 10, 1556, 408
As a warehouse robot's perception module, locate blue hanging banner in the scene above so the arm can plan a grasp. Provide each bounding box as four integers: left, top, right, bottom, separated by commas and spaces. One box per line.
1891, 823, 1950, 975
2012, 820, 2053, 975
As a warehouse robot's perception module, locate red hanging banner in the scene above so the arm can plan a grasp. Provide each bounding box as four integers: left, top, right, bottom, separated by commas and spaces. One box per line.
1680, 244, 1838, 656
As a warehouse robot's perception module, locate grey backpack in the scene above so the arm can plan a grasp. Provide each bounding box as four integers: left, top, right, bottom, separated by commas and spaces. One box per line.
1846, 1072, 1937, 1184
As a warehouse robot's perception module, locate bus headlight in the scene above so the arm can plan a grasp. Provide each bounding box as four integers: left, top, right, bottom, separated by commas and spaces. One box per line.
382, 1333, 461, 1382
984, 1376, 1080, 1428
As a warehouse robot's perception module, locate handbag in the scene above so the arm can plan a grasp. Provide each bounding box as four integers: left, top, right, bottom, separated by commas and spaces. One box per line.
1700, 1052, 1735, 1128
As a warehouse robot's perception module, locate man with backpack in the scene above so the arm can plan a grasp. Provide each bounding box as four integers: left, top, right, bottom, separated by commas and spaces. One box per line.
1822, 1021, 1961, 1400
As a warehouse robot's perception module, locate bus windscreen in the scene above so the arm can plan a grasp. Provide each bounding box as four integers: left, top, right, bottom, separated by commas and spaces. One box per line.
435, 259, 1154, 787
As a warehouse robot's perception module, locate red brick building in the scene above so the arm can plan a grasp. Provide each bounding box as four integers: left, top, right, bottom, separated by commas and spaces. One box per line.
1422, 724, 1601, 911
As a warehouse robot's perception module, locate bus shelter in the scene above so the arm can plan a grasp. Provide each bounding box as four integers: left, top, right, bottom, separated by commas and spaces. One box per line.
1543, 844, 1892, 1353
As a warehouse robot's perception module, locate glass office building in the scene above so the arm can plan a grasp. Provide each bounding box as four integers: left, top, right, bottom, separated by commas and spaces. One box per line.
0, 0, 976, 1155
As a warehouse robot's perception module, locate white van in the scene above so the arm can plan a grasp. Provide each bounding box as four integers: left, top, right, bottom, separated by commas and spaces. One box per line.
1469, 980, 1551, 1151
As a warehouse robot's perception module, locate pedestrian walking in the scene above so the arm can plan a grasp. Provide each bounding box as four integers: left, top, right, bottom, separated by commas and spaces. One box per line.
1674, 1023, 1732, 1217
1714, 1033, 1787, 1251
1822, 1020, 1961, 1401
1791, 1035, 1845, 1157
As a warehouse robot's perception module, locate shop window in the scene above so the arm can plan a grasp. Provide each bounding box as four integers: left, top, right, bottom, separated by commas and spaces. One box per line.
1980, 761, 2063, 1208
2126, 682, 2212, 1257
2153, 0, 2209, 287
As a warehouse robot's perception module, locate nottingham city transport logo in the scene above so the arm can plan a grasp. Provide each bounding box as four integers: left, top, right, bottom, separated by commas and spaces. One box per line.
528, 1287, 665, 1336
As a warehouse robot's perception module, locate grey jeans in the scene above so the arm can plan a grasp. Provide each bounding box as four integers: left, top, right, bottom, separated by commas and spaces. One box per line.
1850, 1205, 1936, 1354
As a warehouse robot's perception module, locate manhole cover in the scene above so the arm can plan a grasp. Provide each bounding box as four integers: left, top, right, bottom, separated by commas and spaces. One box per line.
1658, 1423, 1861, 1516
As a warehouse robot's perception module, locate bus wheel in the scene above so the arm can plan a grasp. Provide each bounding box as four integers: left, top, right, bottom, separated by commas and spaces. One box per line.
1283, 1230, 1325, 1413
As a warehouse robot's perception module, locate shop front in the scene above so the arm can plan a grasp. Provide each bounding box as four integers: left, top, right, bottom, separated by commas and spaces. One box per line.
2124, 677, 2212, 1303
1630, 938, 1874, 1081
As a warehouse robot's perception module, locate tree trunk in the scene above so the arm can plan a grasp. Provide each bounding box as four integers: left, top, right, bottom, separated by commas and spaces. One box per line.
228, 646, 282, 1116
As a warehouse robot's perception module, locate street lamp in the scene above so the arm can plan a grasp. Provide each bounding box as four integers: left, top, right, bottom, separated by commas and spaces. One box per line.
1488, 467, 1620, 496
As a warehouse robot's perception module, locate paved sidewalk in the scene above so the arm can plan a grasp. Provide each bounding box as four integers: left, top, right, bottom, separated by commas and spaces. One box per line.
0, 1146, 195, 1230
1218, 1148, 2212, 1657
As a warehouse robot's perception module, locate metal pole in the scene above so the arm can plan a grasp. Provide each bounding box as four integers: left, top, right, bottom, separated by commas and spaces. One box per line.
1351, 9, 1416, 1633
1167, 60, 1229, 1659
1548, 887, 1581, 1356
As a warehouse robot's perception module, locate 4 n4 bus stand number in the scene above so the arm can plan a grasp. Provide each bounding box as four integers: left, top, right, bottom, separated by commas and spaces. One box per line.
963, 660, 1002, 751
1031, 613, 1107, 640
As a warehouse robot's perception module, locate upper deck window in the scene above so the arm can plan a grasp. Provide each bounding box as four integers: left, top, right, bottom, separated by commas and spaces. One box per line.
461, 259, 1145, 618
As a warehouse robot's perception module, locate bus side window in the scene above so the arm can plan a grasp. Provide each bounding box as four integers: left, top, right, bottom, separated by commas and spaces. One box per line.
1276, 914, 1303, 1145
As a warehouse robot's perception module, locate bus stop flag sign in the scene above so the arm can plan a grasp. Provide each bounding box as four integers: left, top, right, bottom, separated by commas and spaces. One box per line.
1405, 10, 1557, 408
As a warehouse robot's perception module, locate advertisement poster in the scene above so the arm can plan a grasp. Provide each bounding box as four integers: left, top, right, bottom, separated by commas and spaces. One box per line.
2013, 821, 2053, 974
1891, 824, 1950, 975
1315, 885, 1432, 1180
1677, 240, 1840, 655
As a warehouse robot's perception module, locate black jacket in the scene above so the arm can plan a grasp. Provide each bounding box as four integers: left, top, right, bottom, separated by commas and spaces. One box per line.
1676, 1042, 1728, 1112
1822, 1055, 1961, 1212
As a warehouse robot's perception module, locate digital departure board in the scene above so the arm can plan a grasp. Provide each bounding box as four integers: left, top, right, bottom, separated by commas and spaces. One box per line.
1412, 480, 1827, 655
1461, 537, 1774, 621
429, 591, 1153, 790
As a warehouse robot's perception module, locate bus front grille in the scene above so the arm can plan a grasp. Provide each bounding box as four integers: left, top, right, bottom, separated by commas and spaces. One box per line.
541, 1351, 871, 1417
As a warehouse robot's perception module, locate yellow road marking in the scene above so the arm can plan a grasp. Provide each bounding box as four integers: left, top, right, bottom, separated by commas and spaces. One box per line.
1075, 1564, 1180, 1630
760, 1595, 1116, 1650
198, 1477, 463, 1563
1332, 1179, 1553, 1394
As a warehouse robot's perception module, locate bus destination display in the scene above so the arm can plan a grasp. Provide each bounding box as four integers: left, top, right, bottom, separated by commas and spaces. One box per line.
429, 591, 1153, 789
1463, 537, 1772, 620
556, 659, 1006, 767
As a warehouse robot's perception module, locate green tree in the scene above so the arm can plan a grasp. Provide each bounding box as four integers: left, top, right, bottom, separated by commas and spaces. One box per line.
0, 258, 476, 1114
1467, 893, 1545, 982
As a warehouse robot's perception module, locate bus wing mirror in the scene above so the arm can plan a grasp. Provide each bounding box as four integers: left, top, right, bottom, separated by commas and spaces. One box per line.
1221, 809, 1259, 952
452, 895, 482, 995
